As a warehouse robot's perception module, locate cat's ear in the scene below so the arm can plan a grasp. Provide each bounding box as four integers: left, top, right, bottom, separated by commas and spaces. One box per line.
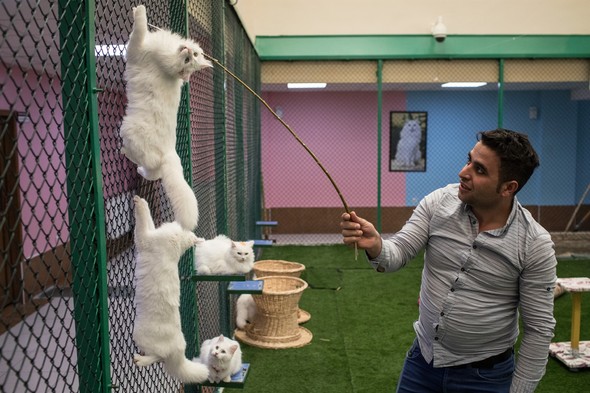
246, 240, 254, 247
229, 345, 238, 355
231, 241, 237, 249
218, 334, 225, 341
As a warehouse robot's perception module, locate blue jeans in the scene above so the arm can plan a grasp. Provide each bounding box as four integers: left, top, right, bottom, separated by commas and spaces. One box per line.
396, 339, 514, 393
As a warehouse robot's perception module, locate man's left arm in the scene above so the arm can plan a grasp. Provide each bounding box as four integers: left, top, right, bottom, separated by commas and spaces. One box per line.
511, 233, 557, 393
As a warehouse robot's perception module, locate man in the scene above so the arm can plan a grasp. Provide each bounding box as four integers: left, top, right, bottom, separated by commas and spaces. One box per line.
341, 129, 556, 393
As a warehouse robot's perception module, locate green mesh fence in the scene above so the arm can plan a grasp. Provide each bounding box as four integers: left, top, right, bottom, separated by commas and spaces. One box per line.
1, 0, 261, 392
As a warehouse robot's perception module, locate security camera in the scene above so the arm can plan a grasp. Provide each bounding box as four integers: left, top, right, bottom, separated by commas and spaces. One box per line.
432, 16, 447, 43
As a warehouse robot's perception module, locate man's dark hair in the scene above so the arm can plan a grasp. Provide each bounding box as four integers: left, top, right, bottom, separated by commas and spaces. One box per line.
477, 129, 540, 195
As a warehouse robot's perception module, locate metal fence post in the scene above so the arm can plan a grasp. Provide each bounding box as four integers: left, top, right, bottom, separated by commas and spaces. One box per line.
169, 2, 200, 393
58, 0, 111, 391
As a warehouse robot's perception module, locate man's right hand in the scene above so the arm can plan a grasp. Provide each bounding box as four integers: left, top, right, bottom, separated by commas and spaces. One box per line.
340, 211, 382, 259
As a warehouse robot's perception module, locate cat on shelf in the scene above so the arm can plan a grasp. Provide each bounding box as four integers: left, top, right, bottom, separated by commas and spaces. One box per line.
197, 335, 243, 384
119, 5, 212, 231
132, 195, 209, 383
235, 293, 256, 330
194, 235, 255, 275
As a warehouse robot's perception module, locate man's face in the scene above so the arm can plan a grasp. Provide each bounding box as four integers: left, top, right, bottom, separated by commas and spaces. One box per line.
457, 141, 503, 208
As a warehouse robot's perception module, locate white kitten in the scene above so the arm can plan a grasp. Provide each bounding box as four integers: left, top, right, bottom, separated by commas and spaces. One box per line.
394, 119, 422, 167
120, 5, 212, 230
198, 335, 242, 383
235, 294, 257, 330
194, 235, 255, 275
132, 195, 209, 383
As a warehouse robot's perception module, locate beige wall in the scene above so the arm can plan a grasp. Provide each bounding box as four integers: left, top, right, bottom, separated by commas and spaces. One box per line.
234, 0, 590, 44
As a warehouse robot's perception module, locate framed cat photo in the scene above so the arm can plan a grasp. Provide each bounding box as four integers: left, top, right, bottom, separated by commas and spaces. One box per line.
389, 111, 428, 172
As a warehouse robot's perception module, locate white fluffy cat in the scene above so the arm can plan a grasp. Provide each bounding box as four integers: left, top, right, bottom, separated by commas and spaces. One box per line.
132, 195, 209, 383
194, 235, 255, 275
120, 5, 212, 231
235, 294, 256, 330
198, 335, 243, 383
394, 119, 422, 167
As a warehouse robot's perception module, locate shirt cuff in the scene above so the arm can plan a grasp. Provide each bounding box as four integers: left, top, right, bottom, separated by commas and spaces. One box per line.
510, 376, 539, 393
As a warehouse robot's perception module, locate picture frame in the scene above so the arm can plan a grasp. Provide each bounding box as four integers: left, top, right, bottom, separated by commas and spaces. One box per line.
389, 111, 427, 172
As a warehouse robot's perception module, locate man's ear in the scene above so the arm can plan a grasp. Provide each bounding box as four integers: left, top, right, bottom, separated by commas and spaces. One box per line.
501, 180, 519, 197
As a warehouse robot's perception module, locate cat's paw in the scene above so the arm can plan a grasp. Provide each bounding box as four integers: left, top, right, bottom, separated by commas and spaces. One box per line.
133, 195, 149, 212
192, 235, 206, 245
197, 265, 212, 275
133, 5, 146, 19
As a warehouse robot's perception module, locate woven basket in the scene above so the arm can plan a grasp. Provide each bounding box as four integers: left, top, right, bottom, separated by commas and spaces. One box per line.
235, 276, 312, 349
253, 260, 310, 323
253, 260, 305, 278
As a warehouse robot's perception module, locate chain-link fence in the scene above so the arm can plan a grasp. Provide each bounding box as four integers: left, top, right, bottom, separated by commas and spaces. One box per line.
3, 0, 590, 391
1, 0, 260, 392
260, 59, 590, 246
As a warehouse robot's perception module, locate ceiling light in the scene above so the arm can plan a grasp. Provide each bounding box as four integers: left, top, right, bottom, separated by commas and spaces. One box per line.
441, 82, 487, 88
287, 83, 327, 89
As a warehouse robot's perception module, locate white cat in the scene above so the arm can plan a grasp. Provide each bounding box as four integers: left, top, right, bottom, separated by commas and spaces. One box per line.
194, 235, 255, 275
120, 5, 212, 231
198, 335, 243, 383
132, 195, 209, 383
394, 119, 422, 167
235, 294, 257, 330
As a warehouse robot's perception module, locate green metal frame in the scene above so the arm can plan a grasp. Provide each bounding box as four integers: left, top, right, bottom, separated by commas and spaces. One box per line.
214, 1, 229, 236
255, 35, 590, 60
59, 0, 111, 392
169, 2, 200, 392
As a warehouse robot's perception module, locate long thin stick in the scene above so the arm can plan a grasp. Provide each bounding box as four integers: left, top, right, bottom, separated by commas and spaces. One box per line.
203, 53, 350, 213
204, 53, 358, 258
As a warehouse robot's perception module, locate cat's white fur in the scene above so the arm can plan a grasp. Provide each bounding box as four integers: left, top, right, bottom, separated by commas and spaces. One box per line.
132, 195, 209, 383
198, 335, 242, 383
120, 5, 212, 230
235, 294, 257, 330
394, 119, 422, 167
194, 235, 255, 275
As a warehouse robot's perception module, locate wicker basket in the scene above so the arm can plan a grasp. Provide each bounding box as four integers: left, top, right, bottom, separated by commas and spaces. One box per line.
253, 260, 311, 324
253, 260, 305, 278
235, 276, 312, 349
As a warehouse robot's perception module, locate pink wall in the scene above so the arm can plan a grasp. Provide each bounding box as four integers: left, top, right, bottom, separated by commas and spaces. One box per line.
262, 90, 407, 208
1, 65, 69, 259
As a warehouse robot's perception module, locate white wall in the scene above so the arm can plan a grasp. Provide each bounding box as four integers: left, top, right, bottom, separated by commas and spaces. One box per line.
233, 0, 590, 43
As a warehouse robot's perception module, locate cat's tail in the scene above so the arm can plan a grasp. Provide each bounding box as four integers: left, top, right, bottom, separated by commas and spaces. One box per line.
164, 351, 209, 383
160, 151, 199, 231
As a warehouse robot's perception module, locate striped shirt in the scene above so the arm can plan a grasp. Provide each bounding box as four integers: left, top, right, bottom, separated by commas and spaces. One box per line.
370, 183, 556, 393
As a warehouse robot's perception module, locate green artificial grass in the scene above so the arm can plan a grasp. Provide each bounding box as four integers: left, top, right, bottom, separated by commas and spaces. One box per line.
226, 245, 590, 393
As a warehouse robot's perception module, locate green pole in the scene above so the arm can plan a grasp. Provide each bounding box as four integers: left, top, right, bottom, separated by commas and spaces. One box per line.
58, 0, 111, 391
213, 0, 231, 340
235, 27, 246, 241
376, 60, 383, 232
498, 59, 505, 128
169, 3, 199, 392
214, 1, 228, 236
